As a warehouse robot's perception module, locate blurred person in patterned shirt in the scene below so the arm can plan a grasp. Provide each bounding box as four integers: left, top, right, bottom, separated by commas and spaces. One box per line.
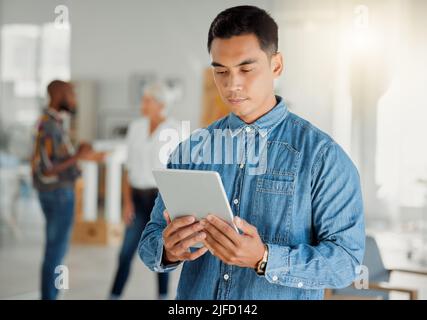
31, 80, 103, 300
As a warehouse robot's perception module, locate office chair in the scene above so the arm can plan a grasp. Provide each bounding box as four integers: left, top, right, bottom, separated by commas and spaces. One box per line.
324, 235, 427, 300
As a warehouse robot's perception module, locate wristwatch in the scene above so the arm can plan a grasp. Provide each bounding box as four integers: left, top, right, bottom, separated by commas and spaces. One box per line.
255, 244, 269, 276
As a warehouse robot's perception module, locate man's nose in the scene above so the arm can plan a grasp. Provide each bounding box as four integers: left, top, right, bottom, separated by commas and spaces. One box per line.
225, 72, 243, 91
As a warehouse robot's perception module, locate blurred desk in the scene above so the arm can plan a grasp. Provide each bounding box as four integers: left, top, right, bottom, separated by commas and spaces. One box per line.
79, 140, 127, 223
370, 229, 427, 299
371, 230, 427, 270
72, 140, 127, 246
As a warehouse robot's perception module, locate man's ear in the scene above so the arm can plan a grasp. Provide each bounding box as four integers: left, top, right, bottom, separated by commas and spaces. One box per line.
271, 52, 284, 78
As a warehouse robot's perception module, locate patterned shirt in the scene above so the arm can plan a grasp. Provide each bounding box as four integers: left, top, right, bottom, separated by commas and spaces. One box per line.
31, 109, 80, 192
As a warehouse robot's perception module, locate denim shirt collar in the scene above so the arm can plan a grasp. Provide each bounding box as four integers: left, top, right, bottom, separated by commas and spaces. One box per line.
227, 95, 288, 137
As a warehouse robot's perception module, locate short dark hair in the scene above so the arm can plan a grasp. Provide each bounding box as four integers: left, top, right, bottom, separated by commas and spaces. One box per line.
47, 80, 69, 98
207, 5, 278, 56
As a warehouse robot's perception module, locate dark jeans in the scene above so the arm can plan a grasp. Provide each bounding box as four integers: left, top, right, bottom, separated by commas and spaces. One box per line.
38, 187, 75, 300
110, 188, 168, 297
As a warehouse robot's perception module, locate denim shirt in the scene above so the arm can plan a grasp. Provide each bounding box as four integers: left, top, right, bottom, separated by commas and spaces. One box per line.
138, 96, 365, 300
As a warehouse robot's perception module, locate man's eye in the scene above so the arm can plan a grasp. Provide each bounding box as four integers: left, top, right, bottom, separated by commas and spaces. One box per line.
215, 70, 227, 75
241, 69, 253, 73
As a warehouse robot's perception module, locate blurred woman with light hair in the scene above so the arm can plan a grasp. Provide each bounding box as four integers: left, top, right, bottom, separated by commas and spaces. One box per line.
109, 81, 183, 300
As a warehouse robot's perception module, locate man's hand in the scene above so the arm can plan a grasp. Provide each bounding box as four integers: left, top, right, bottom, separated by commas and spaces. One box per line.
201, 215, 265, 269
79, 150, 106, 162
77, 142, 92, 156
76, 142, 106, 162
162, 211, 208, 264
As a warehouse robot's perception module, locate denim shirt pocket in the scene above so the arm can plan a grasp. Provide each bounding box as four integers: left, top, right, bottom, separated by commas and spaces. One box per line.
256, 173, 294, 195
252, 140, 301, 244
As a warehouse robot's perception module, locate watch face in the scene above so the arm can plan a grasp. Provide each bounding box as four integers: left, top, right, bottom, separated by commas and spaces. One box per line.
257, 261, 266, 274
260, 261, 266, 270
256, 245, 268, 275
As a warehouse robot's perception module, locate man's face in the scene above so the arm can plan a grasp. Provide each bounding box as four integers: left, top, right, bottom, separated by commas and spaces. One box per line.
210, 34, 282, 123
59, 84, 77, 114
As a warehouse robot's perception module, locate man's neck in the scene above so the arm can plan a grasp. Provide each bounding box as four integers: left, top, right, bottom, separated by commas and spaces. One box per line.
47, 105, 60, 115
241, 94, 277, 124
48, 102, 60, 112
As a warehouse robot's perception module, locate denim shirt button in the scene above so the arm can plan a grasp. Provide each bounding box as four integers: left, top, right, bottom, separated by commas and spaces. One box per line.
297, 282, 304, 288
272, 275, 278, 282
223, 274, 230, 281
233, 199, 239, 205
245, 126, 252, 133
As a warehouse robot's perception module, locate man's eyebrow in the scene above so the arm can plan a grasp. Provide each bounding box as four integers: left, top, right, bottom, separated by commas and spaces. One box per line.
211, 59, 258, 68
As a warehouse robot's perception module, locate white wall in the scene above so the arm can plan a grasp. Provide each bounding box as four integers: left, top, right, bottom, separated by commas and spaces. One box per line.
0, 0, 342, 140
0, 0, 274, 137
272, 0, 340, 137
68, 0, 274, 136
1, 0, 59, 24
0, 0, 3, 134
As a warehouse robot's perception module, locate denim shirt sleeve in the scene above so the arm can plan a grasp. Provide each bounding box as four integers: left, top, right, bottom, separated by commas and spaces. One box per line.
264, 141, 365, 289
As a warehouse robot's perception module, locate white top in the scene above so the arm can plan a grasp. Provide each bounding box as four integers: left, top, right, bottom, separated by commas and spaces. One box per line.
126, 117, 184, 189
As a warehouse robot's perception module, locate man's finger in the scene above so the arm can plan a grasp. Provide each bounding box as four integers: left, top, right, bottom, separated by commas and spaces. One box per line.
204, 215, 241, 245
163, 215, 195, 238
168, 222, 204, 247
202, 237, 216, 257
234, 216, 257, 236
176, 231, 206, 255
203, 233, 229, 262
201, 218, 237, 249
184, 246, 209, 261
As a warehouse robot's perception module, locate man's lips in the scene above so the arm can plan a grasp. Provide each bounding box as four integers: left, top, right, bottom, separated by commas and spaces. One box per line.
227, 98, 248, 105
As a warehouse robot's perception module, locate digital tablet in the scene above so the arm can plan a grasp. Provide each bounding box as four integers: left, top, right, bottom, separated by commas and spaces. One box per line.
152, 168, 238, 248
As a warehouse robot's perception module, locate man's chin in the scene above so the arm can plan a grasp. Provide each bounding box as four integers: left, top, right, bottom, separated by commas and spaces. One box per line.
231, 108, 253, 122
230, 107, 245, 118
230, 103, 250, 116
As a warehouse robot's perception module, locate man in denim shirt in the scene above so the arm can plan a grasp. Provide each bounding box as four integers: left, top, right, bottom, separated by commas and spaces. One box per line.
139, 5, 365, 300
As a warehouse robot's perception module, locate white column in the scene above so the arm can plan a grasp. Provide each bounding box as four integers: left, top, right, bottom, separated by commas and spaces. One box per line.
104, 145, 127, 223
81, 161, 98, 221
